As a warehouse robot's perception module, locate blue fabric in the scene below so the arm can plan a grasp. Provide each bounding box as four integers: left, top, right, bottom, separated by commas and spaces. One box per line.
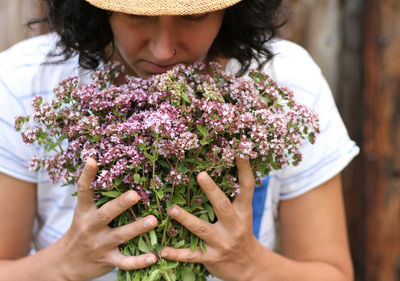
252, 176, 270, 239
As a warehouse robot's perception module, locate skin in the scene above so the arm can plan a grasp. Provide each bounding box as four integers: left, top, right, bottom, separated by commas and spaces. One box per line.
108, 11, 226, 79
160, 166, 354, 281
0, 9, 353, 281
0, 159, 158, 281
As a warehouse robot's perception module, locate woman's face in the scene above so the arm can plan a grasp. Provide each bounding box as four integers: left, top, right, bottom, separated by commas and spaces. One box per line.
109, 11, 225, 79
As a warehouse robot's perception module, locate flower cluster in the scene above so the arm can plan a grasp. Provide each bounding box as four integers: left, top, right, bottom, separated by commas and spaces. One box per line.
15, 61, 319, 281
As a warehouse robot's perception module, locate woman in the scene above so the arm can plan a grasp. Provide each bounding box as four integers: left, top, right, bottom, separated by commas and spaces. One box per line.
0, 0, 358, 280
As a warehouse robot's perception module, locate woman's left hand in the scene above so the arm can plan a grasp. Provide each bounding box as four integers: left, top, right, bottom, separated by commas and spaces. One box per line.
160, 158, 262, 281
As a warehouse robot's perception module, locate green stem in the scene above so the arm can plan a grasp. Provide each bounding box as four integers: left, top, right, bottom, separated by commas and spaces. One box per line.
162, 272, 172, 281
144, 233, 151, 246
186, 145, 204, 204
152, 134, 163, 220
155, 193, 163, 221
161, 216, 170, 246
57, 144, 64, 154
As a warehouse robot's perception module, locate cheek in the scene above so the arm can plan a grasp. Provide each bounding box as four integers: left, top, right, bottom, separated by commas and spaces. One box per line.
109, 18, 144, 58
180, 25, 222, 61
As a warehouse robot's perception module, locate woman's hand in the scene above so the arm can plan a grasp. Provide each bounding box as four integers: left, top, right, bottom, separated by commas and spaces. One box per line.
160, 158, 262, 281
56, 157, 158, 281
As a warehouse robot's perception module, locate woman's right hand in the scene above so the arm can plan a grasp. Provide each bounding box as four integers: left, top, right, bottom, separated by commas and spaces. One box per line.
57, 157, 158, 281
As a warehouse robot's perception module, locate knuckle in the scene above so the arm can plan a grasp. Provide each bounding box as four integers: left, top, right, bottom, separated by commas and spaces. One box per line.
111, 229, 126, 245
241, 180, 255, 190
77, 225, 91, 239
77, 180, 85, 193
96, 209, 110, 223
118, 259, 130, 271
184, 252, 196, 262
195, 225, 208, 237
217, 198, 231, 213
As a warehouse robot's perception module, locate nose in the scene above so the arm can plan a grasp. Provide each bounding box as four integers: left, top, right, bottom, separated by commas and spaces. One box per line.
148, 17, 177, 63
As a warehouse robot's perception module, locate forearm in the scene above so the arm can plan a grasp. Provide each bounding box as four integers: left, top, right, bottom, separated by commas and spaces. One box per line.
0, 241, 70, 281
246, 246, 353, 281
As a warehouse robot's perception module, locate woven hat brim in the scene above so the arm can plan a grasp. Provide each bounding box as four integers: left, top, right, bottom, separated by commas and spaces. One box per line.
85, 0, 242, 16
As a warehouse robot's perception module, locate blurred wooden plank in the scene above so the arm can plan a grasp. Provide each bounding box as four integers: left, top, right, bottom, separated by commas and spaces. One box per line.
363, 0, 400, 280
280, 0, 341, 97
0, 0, 47, 52
338, 1, 366, 280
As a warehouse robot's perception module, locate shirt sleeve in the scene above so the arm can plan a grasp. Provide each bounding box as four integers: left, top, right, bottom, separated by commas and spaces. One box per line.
0, 58, 39, 183
266, 40, 359, 200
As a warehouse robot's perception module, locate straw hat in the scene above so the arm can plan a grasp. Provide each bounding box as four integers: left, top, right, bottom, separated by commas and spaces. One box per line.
84, 0, 242, 16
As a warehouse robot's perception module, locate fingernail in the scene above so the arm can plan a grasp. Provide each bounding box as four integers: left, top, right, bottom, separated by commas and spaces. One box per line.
168, 207, 178, 216
126, 191, 135, 204
160, 251, 168, 258
144, 217, 155, 228
197, 171, 209, 183
146, 256, 156, 263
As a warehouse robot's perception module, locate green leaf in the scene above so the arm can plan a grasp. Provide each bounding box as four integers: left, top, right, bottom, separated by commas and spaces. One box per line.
158, 159, 170, 168
155, 245, 164, 259
89, 135, 100, 143
155, 188, 164, 199
138, 235, 152, 253
128, 241, 136, 254
166, 271, 176, 281
144, 151, 155, 162
121, 245, 131, 256
200, 138, 209, 146
172, 193, 186, 205
181, 267, 195, 281
101, 191, 121, 198
205, 204, 215, 222
126, 270, 133, 281
161, 260, 179, 270
181, 92, 191, 103
199, 239, 207, 253
114, 177, 122, 186
199, 213, 209, 222
196, 124, 207, 138
173, 240, 185, 248
149, 229, 157, 247
149, 269, 160, 281
95, 196, 109, 207
177, 162, 188, 174
134, 173, 141, 183
190, 235, 198, 252
133, 272, 143, 281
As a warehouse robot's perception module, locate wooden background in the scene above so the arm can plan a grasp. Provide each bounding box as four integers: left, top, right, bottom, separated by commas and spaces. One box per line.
1, 0, 399, 280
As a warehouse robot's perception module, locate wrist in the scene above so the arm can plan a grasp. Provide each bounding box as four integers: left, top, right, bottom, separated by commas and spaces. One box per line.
240, 236, 270, 281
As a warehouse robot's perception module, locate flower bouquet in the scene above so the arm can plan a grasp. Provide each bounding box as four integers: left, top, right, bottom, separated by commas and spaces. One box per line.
15, 61, 319, 281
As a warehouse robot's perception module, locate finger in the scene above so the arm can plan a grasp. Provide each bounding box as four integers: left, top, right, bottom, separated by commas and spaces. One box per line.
76, 157, 98, 211
197, 172, 238, 229
108, 248, 157, 271
160, 247, 207, 264
93, 190, 140, 226
233, 158, 255, 213
106, 215, 157, 247
167, 205, 219, 245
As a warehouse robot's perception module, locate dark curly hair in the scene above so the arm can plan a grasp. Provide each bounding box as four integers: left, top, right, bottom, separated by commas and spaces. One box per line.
36, 0, 287, 76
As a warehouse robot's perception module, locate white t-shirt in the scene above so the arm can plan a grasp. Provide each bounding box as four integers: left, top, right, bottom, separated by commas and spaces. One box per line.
0, 33, 359, 281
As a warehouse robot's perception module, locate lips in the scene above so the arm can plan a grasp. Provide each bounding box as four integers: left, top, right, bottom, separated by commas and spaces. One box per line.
144, 61, 176, 74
